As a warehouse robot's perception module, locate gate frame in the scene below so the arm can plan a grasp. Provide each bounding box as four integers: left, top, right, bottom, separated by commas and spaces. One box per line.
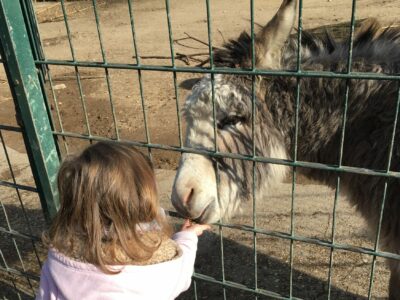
0, 0, 60, 222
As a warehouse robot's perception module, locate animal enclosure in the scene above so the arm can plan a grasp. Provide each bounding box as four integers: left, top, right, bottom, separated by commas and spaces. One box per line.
1, 0, 400, 299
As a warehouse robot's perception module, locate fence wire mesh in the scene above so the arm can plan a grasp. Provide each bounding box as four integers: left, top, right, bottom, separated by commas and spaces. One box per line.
1, 0, 400, 299
0, 54, 45, 299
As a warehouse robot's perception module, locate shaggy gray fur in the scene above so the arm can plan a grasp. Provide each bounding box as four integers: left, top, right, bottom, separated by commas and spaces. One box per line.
189, 16, 400, 298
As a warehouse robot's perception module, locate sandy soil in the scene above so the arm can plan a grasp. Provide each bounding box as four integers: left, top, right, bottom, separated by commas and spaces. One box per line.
1, 0, 400, 298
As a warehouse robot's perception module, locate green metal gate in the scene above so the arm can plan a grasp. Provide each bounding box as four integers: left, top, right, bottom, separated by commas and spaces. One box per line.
1, 0, 400, 299
0, 0, 59, 298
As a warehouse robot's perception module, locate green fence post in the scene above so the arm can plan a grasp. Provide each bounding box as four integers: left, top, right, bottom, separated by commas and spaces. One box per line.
0, 0, 60, 222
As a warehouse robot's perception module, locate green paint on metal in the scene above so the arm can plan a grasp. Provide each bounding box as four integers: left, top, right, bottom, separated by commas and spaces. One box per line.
60, 0, 92, 138
126, 0, 152, 159
0, 0, 60, 221
165, 0, 183, 148
34, 58, 400, 81
54, 130, 400, 179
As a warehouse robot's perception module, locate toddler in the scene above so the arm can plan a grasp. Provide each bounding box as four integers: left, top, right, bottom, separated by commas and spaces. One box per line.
37, 141, 210, 300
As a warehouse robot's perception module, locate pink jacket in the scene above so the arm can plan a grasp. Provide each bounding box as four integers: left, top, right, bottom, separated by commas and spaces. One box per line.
36, 231, 198, 300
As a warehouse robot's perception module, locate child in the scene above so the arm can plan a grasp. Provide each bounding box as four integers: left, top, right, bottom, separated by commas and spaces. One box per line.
37, 141, 210, 300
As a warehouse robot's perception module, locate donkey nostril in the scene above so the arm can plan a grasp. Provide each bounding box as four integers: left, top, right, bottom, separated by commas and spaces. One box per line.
182, 188, 194, 205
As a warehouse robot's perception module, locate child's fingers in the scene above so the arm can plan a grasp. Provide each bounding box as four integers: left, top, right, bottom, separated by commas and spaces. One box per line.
181, 219, 192, 230
193, 224, 211, 236
180, 220, 211, 235
199, 224, 211, 231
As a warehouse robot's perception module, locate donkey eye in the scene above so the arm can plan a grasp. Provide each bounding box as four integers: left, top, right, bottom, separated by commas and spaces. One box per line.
217, 116, 245, 130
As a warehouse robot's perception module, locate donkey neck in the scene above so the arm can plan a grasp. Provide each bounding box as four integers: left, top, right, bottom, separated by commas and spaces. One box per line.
265, 76, 351, 163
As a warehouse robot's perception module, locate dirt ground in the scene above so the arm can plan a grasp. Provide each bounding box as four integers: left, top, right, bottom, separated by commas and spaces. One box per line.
1, 0, 400, 298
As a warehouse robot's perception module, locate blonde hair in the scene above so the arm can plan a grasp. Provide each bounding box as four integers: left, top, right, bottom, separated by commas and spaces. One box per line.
44, 142, 171, 273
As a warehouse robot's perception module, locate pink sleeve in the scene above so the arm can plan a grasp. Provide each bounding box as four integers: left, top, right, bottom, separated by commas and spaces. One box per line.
171, 230, 198, 296
36, 261, 51, 300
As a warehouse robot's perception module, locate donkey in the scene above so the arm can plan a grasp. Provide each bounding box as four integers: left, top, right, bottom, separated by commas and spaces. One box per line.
171, 0, 400, 297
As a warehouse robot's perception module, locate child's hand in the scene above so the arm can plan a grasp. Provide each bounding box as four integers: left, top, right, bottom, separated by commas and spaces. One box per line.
180, 219, 211, 236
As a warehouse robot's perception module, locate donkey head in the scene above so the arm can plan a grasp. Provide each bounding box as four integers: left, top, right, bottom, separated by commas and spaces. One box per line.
171, 0, 296, 223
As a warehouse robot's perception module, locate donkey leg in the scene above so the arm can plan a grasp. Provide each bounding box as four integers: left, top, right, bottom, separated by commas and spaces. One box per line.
389, 259, 400, 300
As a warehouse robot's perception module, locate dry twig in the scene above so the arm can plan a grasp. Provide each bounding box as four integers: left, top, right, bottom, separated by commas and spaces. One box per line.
130, 32, 219, 66
133, 52, 209, 66
174, 38, 205, 50
183, 32, 221, 51
174, 32, 221, 52
217, 29, 226, 44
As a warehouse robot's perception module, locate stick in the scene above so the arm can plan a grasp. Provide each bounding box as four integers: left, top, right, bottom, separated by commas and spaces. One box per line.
195, 58, 210, 67
217, 28, 226, 44
183, 32, 210, 47
183, 32, 221, 51
174, 38, 207, 50
133, 52, 210, 66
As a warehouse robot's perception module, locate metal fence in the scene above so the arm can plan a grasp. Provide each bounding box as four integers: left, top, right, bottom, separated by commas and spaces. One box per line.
1, 0, 400, 299
0, 0, 55, 297
0, 89, 44, 299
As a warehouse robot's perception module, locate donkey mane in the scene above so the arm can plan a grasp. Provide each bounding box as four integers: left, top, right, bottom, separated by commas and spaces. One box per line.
214, 19, 400, 73
214, 31, 253, 68
212, 18, 400, 172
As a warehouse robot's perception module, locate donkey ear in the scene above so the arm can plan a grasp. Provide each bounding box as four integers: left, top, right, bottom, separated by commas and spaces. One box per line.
255, 0, 297, 69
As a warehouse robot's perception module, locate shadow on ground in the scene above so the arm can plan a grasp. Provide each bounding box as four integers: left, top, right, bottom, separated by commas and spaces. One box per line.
0, 281, 35, 300
0, 204, 45, 300
0, 205, 374, 300
178, 231, 367, 300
